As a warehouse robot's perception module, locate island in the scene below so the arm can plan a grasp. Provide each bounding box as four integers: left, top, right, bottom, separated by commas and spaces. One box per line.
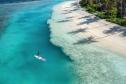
49, 1, 126, 83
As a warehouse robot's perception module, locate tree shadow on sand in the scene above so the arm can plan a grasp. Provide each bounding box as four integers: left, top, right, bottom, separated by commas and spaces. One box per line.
65, 16, 73, 19
78, 17, 99, 25
74, 36, 97, 45
71, 2, 78, 6
57, 19, 71, 23
62, 6, 78, 14
63, 9, 68, 11
69, 8, 79, 12
62, 8, 78, 14
78, 15, 92, 19
68, 28, 87, 34
62, 11, 72, 14
103, 26, 126, 37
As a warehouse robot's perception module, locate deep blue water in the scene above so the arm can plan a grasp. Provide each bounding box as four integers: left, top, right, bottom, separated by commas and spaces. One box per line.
0, 0, 75, 84
0, 0, 38, 4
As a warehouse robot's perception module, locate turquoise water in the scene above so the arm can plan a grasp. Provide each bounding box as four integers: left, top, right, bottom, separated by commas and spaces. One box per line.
0, 0, 75, 84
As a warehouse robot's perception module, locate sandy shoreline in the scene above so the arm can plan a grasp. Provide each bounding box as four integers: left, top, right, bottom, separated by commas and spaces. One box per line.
48, 1, 126, 84
50, 1, 126, 56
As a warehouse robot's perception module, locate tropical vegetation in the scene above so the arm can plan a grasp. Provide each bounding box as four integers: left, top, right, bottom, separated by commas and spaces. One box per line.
79, 0, 126, 26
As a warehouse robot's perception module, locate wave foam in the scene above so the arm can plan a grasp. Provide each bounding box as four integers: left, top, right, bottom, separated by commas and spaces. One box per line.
48, 1, 126, 84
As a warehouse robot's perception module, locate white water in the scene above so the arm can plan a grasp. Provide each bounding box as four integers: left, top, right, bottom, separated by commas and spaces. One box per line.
49, 1, 126, 84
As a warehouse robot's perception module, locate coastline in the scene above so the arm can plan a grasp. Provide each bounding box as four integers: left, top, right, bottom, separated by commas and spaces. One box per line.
48, 1, 126, 84
0, 1, 77, 83
49, 1, 126, 56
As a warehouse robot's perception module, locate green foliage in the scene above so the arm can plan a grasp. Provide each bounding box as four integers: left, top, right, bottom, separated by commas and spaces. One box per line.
108, 8, 116, 16
85, 5, 96, 13
107, 18, 126, 26
79, 0, 126, 27
97, 12, 106, 18
79, 0, 87, 7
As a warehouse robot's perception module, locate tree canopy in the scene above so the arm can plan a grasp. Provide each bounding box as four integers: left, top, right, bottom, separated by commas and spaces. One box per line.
79, 0, 126, 26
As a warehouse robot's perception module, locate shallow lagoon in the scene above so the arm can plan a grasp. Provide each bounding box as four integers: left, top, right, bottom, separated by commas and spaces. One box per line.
0, 0, 76, 84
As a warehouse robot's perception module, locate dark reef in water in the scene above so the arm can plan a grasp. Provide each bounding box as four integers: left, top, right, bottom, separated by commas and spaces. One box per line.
0, 0, 38, 4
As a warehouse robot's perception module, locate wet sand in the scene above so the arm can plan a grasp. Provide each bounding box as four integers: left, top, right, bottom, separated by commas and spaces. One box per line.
48, 1, 126, 84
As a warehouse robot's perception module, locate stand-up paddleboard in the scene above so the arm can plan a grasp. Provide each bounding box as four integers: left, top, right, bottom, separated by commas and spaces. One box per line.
34, 50, 46, 62
34, 55, 46, 62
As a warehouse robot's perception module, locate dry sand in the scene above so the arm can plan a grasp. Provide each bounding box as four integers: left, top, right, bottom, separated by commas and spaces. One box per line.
48, 1, 126, 84
50, 1, 126, 56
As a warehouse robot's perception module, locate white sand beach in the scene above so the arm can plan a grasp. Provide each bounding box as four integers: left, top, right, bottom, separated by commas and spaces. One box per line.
49, 1, 126, 84
50, 1, 126, 56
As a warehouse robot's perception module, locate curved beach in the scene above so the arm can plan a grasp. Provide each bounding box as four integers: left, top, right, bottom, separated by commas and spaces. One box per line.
49, 1, 126, 84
